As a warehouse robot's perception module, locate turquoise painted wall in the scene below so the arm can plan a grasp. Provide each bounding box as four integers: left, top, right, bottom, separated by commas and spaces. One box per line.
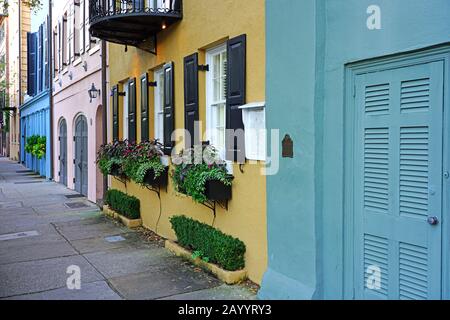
20, 91, 51, 179
260, 0, 450, 300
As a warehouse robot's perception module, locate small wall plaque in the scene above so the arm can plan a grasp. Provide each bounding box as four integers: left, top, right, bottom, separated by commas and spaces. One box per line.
282, 134, 294, 158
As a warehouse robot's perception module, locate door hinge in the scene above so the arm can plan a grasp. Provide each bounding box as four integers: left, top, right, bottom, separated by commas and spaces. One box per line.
73, 136, 76, 142
353, 85, 356, 98
58, 156, 61, 160
58, 171, 60, 176
73, 178, 76, 183
73, 159, 76, 164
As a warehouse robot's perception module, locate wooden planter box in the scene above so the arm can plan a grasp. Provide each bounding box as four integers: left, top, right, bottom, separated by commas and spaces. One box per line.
102, 205, 142, 228
204, 179, 232, 201
144, 167, 169, 187
165, 240, 247, 285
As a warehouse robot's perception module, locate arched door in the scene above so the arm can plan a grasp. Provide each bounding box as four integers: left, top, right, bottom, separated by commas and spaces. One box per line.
59, 120, 67, 186
74, 116, 88, 196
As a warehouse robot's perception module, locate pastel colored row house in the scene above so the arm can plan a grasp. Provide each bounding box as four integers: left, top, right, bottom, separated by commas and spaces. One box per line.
0, 11, 8, 156
260, 0, 450, 300
7, 1, 30, 162
20, 2, 51, 178
52, 0, 105, 202
89, 0, 267, 283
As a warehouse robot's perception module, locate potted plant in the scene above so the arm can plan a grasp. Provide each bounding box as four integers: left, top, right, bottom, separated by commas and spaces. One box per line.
124, 140, 168, 187
96, 140, 128, 179
25, 135, 47, 160
172, 145, 233, 203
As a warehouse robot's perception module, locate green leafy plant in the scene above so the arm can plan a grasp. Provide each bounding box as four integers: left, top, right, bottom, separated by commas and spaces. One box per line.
97, 140, 166, 186
122, 140, 165, 186
104, 189, 140, 220
170, 215, 246, 271
172, 146, 233, 203
96, 140, 129, 178
192, 250, 203, 260
25, 135, 46, 159
133, 160, 166, 186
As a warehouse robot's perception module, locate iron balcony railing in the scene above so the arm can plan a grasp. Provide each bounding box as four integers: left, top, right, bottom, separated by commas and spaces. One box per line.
90, 0, 183, 23
89, 0, 183, 52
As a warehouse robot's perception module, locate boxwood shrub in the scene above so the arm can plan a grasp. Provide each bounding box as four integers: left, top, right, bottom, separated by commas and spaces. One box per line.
105, 189, 140, 220
170, 215, 246, 271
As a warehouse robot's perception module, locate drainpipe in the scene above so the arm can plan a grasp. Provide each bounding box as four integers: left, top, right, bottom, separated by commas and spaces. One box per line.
48, 0, 54, 180
101, 39, 108, 199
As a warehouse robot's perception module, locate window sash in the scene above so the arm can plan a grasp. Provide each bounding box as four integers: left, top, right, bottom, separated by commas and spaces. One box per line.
154, 68, 165, 143
206, 44, 227, 157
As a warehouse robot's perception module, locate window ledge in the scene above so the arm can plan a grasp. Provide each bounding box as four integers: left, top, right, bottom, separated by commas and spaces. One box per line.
89, 44, 100, 56
73, 57, 82, 66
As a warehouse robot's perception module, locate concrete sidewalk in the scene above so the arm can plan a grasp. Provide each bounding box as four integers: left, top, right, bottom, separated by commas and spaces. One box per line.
0, 157, 256, 300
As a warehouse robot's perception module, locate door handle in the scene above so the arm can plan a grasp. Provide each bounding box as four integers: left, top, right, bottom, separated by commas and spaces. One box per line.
427, 216, 439, 226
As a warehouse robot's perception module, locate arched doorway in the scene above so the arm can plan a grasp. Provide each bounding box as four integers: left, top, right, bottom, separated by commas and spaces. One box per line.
74, 115, 88, 196
59, 119, 68, 186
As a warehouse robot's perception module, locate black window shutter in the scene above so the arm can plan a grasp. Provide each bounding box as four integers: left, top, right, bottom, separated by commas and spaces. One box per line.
27, 32, 37, 97
163, 62, 175, 155
140, 73, 149, 142
112, 85, 119, 141
226, 34, 246, 162
38, 25, 43, 92
183, 53, 199, 148
44, 18, 49, 89
128, 78, 137, 143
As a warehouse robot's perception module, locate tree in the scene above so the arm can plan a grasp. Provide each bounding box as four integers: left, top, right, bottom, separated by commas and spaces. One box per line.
0, 0, 43, 14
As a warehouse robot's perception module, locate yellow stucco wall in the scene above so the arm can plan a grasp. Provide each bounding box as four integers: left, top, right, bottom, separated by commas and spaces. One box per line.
108, 0, 267, 284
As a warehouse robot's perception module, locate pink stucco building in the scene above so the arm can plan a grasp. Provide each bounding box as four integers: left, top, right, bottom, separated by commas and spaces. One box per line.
52, 0, 106, 203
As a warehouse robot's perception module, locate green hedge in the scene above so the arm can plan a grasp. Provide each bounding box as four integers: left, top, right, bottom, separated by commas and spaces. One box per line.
105, 189, 140, 220
170, 215, 246, 271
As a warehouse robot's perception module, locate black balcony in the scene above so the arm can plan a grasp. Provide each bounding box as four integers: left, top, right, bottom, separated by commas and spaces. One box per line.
89, 0, 183, 52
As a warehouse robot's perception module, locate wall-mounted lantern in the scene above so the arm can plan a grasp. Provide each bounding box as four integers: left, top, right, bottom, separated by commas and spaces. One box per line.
88, 83, 100, 103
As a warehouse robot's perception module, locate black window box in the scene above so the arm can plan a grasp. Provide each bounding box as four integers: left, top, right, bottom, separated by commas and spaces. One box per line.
204, 179, 232, 201
110, 163, 122, 177
144, 167, 169, 187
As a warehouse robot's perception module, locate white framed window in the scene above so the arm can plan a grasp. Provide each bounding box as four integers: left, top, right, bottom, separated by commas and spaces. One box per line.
206, 44, 227, 158
154, 68, 165, 144
63, 13, 68, 67
84, 0, 90, 51
123, 83, 129, 140
73, 0, 81, 59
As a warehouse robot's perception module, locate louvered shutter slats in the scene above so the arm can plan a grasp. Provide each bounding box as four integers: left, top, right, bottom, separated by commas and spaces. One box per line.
226, 34, 246, 162
128, 79, 137, 143
163, 62, 175, 155
112, 86, 119, 141
27, 32, 37, 97
184, 53, 199, 148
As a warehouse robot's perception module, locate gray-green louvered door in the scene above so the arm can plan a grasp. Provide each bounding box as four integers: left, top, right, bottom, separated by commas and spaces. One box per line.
59, 120, 67, 186
74, 116, 88, 196
354, 61, 444, 300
